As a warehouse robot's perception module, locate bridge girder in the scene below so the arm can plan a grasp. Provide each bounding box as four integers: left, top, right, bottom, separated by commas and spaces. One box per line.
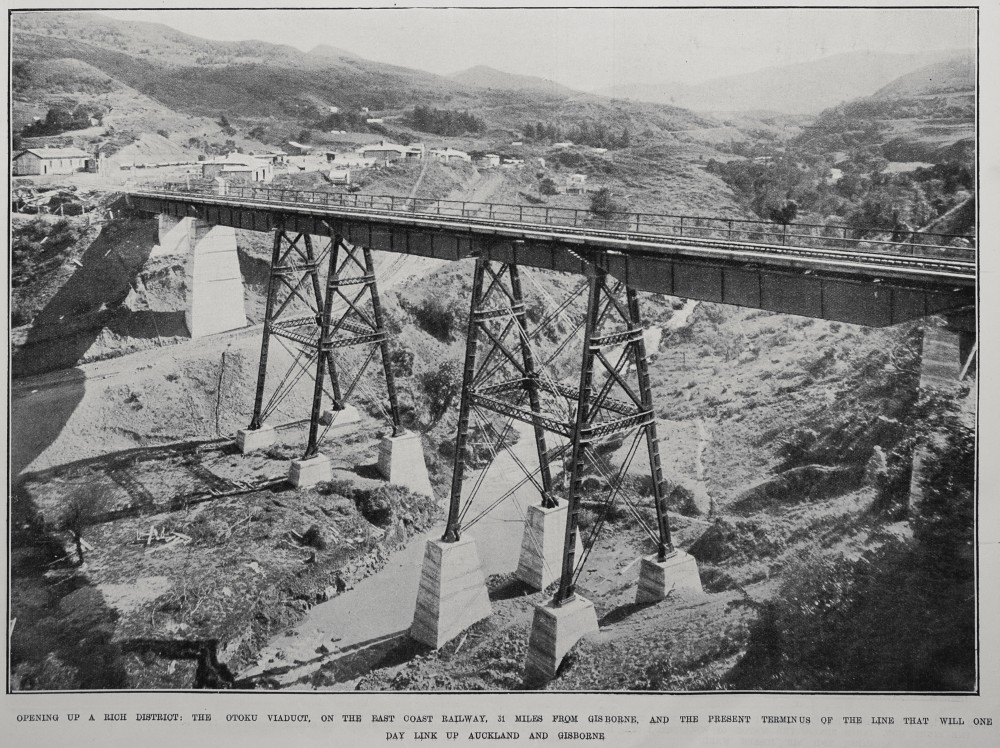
131, 194, 975, 328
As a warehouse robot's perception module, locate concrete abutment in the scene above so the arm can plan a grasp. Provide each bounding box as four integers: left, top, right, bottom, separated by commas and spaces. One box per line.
185, 221, 248, 338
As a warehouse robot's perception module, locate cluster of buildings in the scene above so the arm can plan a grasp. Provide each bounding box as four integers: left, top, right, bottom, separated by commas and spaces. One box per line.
13, 135, 580, 190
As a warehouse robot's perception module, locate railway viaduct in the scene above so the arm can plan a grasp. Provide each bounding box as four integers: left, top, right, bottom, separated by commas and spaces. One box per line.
126, 184, 976, 683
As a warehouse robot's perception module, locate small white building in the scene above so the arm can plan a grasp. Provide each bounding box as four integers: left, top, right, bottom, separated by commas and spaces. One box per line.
477, 153, 500, 168
565, 173, 588, 193
328, 168, 351, 184
328, 106, 341, 114
253, 150, 287, 165
358, 140, 424, 162
13, 147, 91, 176
429, 147, 472, 164
201, 154, 273, 183
327, 152, 377, 168
553, 141, 574, 149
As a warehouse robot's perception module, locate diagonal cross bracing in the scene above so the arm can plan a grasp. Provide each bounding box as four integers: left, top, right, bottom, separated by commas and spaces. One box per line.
247, 228, 402, 456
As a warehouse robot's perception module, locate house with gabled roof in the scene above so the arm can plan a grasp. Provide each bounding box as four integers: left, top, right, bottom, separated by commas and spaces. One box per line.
13, 147, 91, 176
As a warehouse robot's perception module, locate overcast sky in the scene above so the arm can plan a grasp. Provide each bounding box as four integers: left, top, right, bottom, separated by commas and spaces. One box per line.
102, 6, 976, 91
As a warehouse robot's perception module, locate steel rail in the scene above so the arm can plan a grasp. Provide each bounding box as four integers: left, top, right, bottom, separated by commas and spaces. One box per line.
127, 188, 977, 283
131, 181, 977, 247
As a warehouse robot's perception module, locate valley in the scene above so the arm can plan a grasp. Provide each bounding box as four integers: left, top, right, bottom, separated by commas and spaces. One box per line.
7, 8, 977, 697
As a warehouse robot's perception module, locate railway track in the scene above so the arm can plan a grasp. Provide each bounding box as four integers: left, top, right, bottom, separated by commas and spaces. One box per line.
127, 188, 977, 282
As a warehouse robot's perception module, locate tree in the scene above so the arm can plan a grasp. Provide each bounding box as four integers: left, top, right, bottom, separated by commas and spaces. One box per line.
590, 187, 625, 218
768, 199, 799, 225
418, 361, 461, 428
298, 129, 312, 143
59, 482, 110, 565
218, 114, 235, 136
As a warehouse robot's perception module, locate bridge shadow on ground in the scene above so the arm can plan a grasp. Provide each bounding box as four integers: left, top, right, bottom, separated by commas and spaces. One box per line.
13, 215, 166, 377
11, 214, 186, 480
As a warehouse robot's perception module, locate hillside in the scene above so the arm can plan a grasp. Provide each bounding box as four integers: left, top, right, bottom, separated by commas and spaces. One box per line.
11, 10, 708, 147
873, 53, 975, 99
598, 49, 972, 114
451, 65, 580, 97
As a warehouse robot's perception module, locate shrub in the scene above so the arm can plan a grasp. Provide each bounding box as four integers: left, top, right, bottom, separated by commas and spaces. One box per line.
589, 187, 625, 218
354, 486, 396, 527
411, 296, 460, 341
300, 524, 327, 550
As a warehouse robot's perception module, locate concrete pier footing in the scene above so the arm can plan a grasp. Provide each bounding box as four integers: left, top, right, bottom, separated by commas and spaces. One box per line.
635, 550, 703, 604
524, 595, 599, 685
236, 424, 277, 454
287, 453, 331, 488
515, 503, 584, 590
410, 537, 492, 648
378, 431, 434, 498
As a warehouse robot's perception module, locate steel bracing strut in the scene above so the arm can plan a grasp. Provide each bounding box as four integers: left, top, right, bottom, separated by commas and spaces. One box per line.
248, 226, 402, 458
441, 258, 674, 578
443, 258, 556, 543
554, 268, 674, 604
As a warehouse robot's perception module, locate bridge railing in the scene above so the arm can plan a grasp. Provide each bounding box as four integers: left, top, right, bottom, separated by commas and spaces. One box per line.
128, 181, 977, 261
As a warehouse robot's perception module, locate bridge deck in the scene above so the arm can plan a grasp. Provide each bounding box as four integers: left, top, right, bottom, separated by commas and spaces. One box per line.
126, 185, 976, 328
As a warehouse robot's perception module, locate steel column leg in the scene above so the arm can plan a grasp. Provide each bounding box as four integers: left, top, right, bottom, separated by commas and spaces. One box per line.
554, 271, 602, 604
442, 258, 488, 543
303, 236, 341, 459
364, 246, 402, 436
305, 234, 344, 409
509, 264, 555, 507
627, 287, 674, 559
249, 229, 284, 430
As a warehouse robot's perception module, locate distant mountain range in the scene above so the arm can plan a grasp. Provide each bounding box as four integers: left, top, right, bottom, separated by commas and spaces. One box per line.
11, 9, 975, 148
595, 49, 973, 114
